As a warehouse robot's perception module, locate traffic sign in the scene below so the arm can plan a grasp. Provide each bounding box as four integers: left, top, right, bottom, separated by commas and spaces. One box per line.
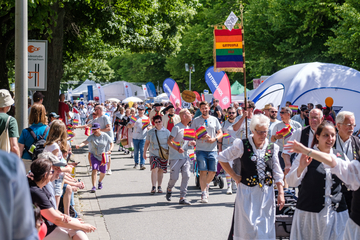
28, 40, 48, 90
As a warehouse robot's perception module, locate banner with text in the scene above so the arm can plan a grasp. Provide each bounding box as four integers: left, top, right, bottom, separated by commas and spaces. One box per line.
205, 66, 231, 109
163, 78, 182, 108
123, 82, 133, 98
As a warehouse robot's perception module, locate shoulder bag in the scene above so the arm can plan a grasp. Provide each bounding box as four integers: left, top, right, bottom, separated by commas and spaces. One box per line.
155, 129, 169, 160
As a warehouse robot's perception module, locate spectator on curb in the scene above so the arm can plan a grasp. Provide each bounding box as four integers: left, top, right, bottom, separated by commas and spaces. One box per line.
0, 89, 20, 156
59, 94, 70, 125
29, 91, 45, 115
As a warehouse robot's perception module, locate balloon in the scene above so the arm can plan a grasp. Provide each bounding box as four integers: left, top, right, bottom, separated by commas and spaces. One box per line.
325, 97, 333, 107
128, 101, 134, 108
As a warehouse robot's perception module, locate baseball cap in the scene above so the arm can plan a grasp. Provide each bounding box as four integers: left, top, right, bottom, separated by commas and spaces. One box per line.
33, 91, 45, 102
138, 105, 145, 110
91, 123, 101, 130
301, 106, 308, 112
49, 112, 60, 118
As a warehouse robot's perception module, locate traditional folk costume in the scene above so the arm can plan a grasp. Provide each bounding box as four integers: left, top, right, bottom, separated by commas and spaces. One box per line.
218, 137, 284, 240
329, 152, 360, 239
286, 147, 350, 240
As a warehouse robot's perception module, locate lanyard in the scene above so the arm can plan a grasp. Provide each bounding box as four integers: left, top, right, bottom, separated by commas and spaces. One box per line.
337, 135, 351, 157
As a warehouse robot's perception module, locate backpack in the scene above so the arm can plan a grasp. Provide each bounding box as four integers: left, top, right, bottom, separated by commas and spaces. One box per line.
26, 125, 50, 161
0, 116, 11, 153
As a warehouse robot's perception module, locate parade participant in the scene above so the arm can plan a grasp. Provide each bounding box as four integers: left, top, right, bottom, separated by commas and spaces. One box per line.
268, 106, 280, 140
75, 104, 114, 175
271, 107, 302, 170
59, 94, 70, 124
0, 89, 20, 156
236, 106, 242, 117
28, 158, 96, 239
218, 114, 285, 240
218, 107, 241, 195
166, 109, 195, 204
308, 103, 314, 110
162, 104, 180, 132
143, 115, 170, 194
333, 111, 359, 212
232, 100, 255, 139
149, 103, 162, 125
291, 106, 309, 127
211, 99, 222, 122
191, 101, 222, 203
323, 106, 335, 124
127, 105, 150, 170
262, 103, 272, 117
282, 108, 324, 174
76, 123, 114, 193
79, 104, 87, 125
113, 106, 124, 142
285, 121, 349, 240
175, 102, 181, 115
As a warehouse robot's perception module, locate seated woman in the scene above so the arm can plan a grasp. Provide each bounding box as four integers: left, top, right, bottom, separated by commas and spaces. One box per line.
218, 114, 285, 240
285, 123, 360, 240
29, 158, 96, 240
285, 121, 349, 240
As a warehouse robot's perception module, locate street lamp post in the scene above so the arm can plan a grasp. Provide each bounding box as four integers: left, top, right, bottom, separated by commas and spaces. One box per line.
185, 63, 195, 90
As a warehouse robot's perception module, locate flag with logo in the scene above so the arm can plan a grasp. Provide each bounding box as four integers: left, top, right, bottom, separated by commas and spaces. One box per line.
163, 78, 182, 108
96, 84, 105, 104
142, 85, 149, 98
123, 82, 133, 98
205, 66, 231, 110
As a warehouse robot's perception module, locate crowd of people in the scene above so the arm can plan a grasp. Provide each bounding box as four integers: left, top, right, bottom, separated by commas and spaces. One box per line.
1, 87, 360, 240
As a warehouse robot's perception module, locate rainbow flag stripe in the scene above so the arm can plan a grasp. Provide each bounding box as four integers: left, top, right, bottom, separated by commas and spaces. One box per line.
189, 153, 195, 161
101, 152, 109, 165
172, 141, 181, 149
85, 127, 90, 136
130, 116, 137, 123
73, 119, 79, 126
214, 28, 243, 71
196, 126, 207, 139
276, 124, 294, 139
223, 133, 231, 139
183, 129, 196, 141
142, 119, 150, 130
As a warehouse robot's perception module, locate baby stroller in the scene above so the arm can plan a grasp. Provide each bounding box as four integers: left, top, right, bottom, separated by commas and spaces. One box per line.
275, 188, 297, 239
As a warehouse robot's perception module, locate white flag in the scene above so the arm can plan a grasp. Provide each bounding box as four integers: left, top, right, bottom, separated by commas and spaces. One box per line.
123, 82, 133, 98
142, 85, 149, 98
96, 84, 105, 104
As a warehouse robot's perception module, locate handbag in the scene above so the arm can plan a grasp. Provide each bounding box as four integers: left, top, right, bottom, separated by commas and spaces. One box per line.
120, 127, 128, 146
0, 116, 11, 153
155, 130, 169, 160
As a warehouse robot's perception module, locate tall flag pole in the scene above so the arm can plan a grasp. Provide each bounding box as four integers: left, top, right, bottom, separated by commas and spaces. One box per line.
240, 4, 248, 138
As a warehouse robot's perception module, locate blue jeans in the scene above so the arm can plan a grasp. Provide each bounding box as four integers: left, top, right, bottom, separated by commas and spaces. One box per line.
196, 150, 218, 172
80, 117, 86, 125
133, 138, 145, 165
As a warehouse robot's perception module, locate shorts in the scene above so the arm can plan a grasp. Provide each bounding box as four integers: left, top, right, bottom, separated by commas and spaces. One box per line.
54, 174, 64, 196
90, 154, 107, 173
196, 150, 217, 172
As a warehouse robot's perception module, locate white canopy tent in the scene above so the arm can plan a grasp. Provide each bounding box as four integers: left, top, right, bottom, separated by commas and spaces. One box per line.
71, 79, 97, 96
93, 81, 145, 100
250, 62, 360, 130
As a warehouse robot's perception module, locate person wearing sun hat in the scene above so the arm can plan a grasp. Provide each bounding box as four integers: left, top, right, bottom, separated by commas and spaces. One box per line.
0, 89, 20, 156
76, 123, 114, 193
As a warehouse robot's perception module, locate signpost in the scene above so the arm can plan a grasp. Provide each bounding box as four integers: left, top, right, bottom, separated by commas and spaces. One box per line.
28, 40, 48, 90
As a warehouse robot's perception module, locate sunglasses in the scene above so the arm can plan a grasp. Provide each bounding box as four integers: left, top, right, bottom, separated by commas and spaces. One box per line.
270, 111, 278, 113
228, 112, 236, 115
204, 119, 208, 127
280, 112, 288, 114
254, 129, 267, 135
154, 121, 162, 124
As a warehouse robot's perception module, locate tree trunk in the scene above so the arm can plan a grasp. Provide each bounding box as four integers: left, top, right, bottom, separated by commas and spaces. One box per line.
41, 3, 65, 114
0, 44, 10, 90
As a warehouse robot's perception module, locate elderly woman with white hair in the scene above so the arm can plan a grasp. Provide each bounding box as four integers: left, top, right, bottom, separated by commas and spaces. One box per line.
218, 114, 285, 240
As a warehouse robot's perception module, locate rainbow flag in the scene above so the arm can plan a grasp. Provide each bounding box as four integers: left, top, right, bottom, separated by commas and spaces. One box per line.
73, 119, 79, 126
171, 141, 181, 149
142, 119, 150, 130
85, 127, 90, 136
223, 133, 231, 139
276, 124, 294, 139
101, 152, 109, 165
289, 105, 298, 113
189, 153, 195, 161
183, 129, 196, 141
67, 129, 74, 138
196, 126, 207, 139
214, 28, 243, 71
130, 116, 137, 123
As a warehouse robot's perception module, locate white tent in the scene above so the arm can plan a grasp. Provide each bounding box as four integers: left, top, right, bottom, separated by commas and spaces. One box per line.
232, 89, 255, 102
93, 81, 145, 100
71, 79, 97, 96
250, 62, 360, 130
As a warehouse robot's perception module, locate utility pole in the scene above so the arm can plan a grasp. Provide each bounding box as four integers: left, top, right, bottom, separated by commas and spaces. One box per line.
15, 0, 28, 133
185, 63, 195, 90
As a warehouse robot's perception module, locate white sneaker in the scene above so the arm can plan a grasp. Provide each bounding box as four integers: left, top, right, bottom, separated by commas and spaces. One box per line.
106, 169, 112, 175
130, 152, 134, 158
88, 167, 92, 173
232, 181, 237, 190
206, 184, 210, 197
226, 187, 232, 195
200, 192, 208, 203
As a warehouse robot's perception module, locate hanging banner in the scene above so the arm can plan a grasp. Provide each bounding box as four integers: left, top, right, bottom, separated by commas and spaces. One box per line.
123, 82, 132, 98
142, 85, 149, 98
163, 78, 182, 108
213, 26, 244, 72
96, 84, 105, 104
67, 88, 73, 102
87, 85, 93, 100
205, 66, 231, 109
146, 82, 157, 97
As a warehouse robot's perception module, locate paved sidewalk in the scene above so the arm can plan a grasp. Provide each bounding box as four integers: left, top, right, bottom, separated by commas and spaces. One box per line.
72, 129, 110, 240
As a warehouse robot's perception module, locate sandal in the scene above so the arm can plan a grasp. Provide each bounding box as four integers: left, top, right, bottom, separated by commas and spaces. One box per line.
151, 186, 156, 195
157, 186, 163, 193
